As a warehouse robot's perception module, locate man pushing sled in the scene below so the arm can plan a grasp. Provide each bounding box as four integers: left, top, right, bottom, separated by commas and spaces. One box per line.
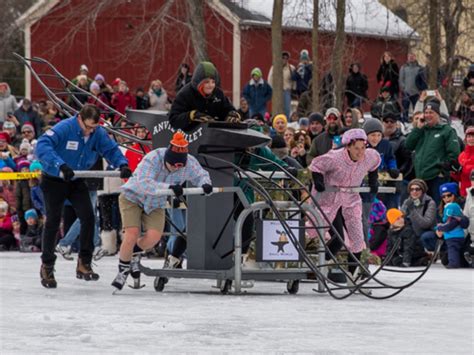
112, 132, 213, 291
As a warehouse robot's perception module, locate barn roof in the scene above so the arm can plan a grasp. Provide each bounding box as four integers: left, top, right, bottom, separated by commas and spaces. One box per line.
222, 0, 420, 40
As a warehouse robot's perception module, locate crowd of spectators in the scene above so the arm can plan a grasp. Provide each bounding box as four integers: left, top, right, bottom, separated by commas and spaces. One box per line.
0, 50, 473, 269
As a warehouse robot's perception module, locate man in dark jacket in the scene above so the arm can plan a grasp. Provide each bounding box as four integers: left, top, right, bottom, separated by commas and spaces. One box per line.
169, 61, 239, 131
345, 63, 368, 108
371, 87, 402, 120
306, 108, 342, 165
242, 68, 272, 117
13, 99, 43, 136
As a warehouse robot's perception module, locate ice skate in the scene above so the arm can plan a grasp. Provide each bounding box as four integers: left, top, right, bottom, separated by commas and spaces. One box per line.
112, 262, 130, 292
56, 244, 74, 261
93, 246, 107, 261
128, 253, 145, 289
40, 263, 57, 288
76, 257, 99, 281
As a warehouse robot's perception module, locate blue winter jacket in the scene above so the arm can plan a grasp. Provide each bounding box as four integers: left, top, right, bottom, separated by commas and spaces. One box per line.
242, 79, 272, 115
373, 138, 397, 171
36, 116, 127, 178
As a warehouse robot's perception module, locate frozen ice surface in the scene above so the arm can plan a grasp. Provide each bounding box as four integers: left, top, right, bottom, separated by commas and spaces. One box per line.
1, 253, 472, 354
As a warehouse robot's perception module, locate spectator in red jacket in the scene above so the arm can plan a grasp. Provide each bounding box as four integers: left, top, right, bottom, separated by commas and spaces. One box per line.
453, 126, 474, 197
125, 126, 151, 172
111, 81, 136, 115
0, 200, 15, 250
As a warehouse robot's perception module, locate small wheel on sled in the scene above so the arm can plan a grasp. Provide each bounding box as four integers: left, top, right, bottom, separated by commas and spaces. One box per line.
220, 279, 232, 294
154, 277, 168, 292
286, 280, 300, 294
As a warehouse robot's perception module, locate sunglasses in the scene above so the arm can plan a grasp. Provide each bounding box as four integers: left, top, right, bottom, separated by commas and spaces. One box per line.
410, 187, 422, 192
22, 130, 33, 134
442, 193, 453, 199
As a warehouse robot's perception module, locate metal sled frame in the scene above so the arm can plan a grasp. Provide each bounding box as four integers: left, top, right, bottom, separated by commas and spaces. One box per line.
14, 53, 151, 156
20, 54, 438, 298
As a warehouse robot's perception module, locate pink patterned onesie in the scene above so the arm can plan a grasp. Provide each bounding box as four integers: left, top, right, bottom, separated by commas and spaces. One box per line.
309, 147, 381, 253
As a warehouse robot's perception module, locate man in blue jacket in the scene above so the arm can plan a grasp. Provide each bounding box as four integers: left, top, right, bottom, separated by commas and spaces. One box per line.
242, 68, 272, 117
36, 104, 131, 288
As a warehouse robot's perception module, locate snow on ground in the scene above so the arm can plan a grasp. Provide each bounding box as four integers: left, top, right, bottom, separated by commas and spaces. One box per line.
0, 252, 472, 354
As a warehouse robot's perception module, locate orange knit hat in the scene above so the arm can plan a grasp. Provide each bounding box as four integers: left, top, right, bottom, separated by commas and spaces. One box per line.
165, 132, 189, 166
386, 208, 403, 225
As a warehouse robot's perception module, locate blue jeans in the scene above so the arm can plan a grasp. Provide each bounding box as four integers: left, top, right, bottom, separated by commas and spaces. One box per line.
59, 191, 100, 248
401, 92, 419, 122
350, 96, 363, 108
445, 238, 464, 267
283, 89, 291, 119
166, 208, 186, 256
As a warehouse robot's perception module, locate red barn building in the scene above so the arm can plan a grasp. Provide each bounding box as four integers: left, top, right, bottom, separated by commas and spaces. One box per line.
19, 0, 418, 108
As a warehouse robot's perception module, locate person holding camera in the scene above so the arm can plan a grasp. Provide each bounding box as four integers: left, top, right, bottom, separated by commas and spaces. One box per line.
36, 104, 131, 288
405, 101, 460, 205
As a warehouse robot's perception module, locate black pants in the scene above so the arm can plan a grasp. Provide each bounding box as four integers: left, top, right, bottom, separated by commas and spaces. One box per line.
40, 175, 95, 265
98, 194, 119, 231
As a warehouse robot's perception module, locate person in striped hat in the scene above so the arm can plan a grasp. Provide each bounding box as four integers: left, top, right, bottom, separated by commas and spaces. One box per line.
112, 132, 213, 291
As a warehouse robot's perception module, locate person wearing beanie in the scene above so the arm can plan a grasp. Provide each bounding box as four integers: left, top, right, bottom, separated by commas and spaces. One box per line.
112, 132, 213, 291
2, 120, 21, 148
0, 132, 15, 171
0, 200, 15, 251
272, 114, 288, 136
21, 122, 36, 142
401, 178, 437, 239
242, 67, 272, 118
293, 49, 312, 96
309, 128, 381, 280
386, 207, 428, 267
298, 117, 309, 131
169, 61, 239, 131
20, 207, 43, 252
307, 112, 325, 140
435, 201, 469, 268
12, 98, 44, 137
406, 97, 460, 205
306, 108, 343, 165
268, 51, 296, 118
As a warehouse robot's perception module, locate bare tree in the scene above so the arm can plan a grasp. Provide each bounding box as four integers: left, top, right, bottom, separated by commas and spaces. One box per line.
311, 0, 320, 112
271, 0, 284, 115
428, 0, 440, 89
186, 0, 209, 62
330, 0, 346, 110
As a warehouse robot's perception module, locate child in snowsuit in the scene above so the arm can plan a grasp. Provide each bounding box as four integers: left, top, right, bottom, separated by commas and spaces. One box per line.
0, 201, 15, 250
111, 132, 213, 290
368, 198, 389, 258
19, 208, 42, 252
386, 208, 428, 267
435, 202, 469, 268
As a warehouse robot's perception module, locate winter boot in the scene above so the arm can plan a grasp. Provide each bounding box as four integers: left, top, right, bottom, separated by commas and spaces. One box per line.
40, 263, 57, 288
100, 230, 117, 255
111, 261, 131, 290
76, 257, 100, 281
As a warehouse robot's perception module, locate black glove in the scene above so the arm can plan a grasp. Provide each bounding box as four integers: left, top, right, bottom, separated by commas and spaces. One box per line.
225, 110, 241, 123
119, 164, 132, 179
169, 184, 183, 197
368, 169, 379, 194
312, 171, 325, 192
172, 197, 181, 209
190, 110, 213, 122
60, 164, 75, 181
388, 168, 400, 179
369, 184, 379, 194
201, 183, 213, 195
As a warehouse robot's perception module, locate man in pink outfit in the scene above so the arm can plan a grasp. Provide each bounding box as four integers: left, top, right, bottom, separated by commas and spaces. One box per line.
309, 128, 381, 278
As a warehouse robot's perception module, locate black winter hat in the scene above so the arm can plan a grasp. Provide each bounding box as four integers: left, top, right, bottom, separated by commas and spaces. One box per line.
191, 61, 221, 88
271, 135, 287, 149
424, 100, 440, 115
308, 112, 325, 125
